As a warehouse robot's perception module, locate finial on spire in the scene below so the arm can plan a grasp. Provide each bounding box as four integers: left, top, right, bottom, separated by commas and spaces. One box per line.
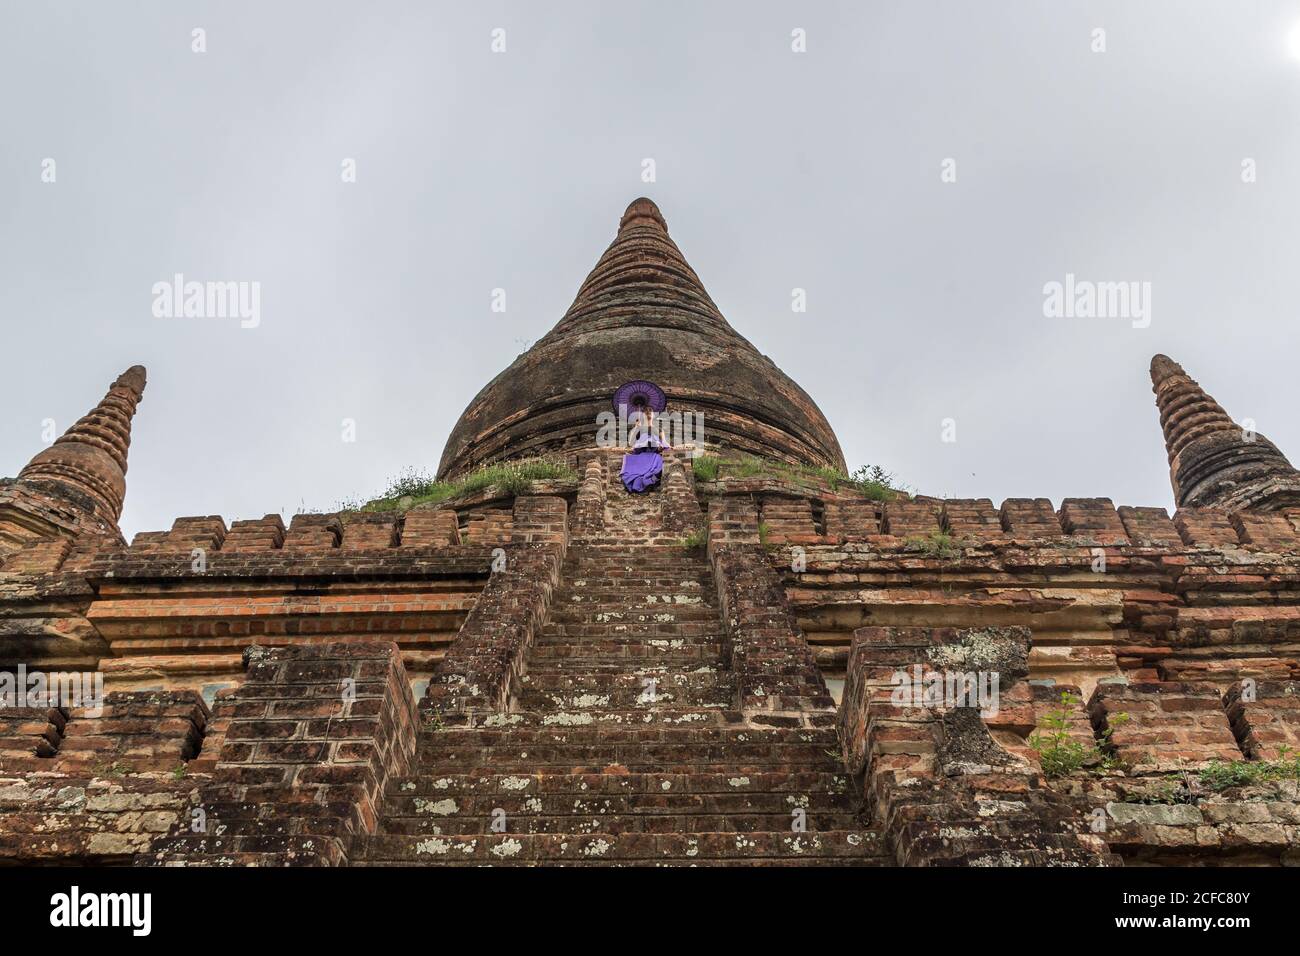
1149, 353, 1186, 386
619, 197, 667, 234
115, 364, 148, 398
16, 365, 148, 524
1149, 353, 1300, 511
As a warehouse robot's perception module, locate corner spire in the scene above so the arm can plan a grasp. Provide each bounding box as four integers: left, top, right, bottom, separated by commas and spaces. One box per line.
16, 365, 147, 524
1150, 354, 1300, 511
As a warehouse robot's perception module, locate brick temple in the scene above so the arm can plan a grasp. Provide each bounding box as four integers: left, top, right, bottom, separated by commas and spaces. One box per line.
3, 198, 1299, 866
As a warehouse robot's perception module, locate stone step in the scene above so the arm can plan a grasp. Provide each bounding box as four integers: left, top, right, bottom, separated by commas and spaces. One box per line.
547, 606, 718, 625
520, 668, 726, 685
421, 723, 837, 743
574, 537, 699, 549
423, 712, 754, 733
379, 790, 852, 827
356, 858, 888, 867
556, 582, 717, 598
567, 565, 704, 576
387, 770, 851, 797
523, 658, 726, 675
380, 811, 863, 836
142, 839, 336, 867
416, 742, 843, 772
560, 566, 710, 581
559, 577, 712, 592
518, 670, 729, 691
526, 640, 727, 665
382, 790, 852, 816
563, 550, 707, 565
540, 621, 726, 639
561, 567, 710, 582
514, 687, 734, 710
353, 829, 888, 864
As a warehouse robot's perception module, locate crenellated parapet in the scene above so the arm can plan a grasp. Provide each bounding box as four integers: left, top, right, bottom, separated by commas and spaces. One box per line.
726, 491, 1300, 702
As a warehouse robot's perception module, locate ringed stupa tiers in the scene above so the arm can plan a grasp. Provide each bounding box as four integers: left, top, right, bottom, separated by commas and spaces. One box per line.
1150, 353, 1300, 511
438, 197, 846, 479
4, 199, 1300, 867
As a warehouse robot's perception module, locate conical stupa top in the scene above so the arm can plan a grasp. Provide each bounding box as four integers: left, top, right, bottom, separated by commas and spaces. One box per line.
544, 198, 734, 340
1150, 354, 1300, 510
17, 365, 147, 524
438, 198, 845, 478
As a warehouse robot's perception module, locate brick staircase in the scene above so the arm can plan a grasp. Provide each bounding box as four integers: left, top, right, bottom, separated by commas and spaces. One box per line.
356, 465, 888, 865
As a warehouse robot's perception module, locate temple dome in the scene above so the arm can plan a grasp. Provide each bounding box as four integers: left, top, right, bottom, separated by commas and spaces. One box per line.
437, 198, 846, 479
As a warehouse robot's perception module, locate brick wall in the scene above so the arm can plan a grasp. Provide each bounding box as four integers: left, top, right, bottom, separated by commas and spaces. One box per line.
572, 458, 606, 534
661, 457, 703, 534
424, 539, 566, 722
712, 545, 832, 718
1089, 682, 1241, 772
1224, 679, 1300, 760
510, 495, 568, 546
0, 691, 211, 863
148, 642, 417, 865
838, 625, 1113, 866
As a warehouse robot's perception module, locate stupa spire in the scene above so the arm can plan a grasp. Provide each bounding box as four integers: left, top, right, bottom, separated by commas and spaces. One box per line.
17, 365, 147, 524
547, 196, 733, 343
1150, 353, 1300, 511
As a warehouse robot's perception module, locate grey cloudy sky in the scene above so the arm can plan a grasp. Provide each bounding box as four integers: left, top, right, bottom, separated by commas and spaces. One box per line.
4, 1, 1300, 540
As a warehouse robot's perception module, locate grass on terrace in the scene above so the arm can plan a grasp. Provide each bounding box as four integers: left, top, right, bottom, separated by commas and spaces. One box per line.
346, 459, 578, 513
690, 454, 904, 501
1197, 749, 1300, 791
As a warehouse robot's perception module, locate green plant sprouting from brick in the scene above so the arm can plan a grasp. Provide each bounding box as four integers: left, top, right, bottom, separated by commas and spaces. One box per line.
1029, 691, 1128, 777
688, 452, 904, 501
680, 528, 707, 550
347, 459, 578, 512
844, 464, 899, 501
691, 455, 720, 482
905, 531, 962, 560
1197, 746, 1300, 791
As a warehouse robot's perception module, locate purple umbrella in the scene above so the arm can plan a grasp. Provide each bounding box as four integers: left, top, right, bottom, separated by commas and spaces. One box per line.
612, 380, 667, 415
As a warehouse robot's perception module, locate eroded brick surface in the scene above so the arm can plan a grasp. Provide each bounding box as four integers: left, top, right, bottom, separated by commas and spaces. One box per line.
147, 643, 416, 866
1225, 679, 1300, 760
1089, 682, 1240, 772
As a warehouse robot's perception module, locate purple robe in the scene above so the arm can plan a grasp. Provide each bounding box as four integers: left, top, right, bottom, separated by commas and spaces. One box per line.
620, 434, 665, 493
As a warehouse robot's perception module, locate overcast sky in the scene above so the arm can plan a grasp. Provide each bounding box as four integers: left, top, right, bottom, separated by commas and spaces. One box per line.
4, 1, 1300, 540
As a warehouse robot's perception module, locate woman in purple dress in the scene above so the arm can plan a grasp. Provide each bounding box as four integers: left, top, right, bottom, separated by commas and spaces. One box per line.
620, 408, 669, 493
